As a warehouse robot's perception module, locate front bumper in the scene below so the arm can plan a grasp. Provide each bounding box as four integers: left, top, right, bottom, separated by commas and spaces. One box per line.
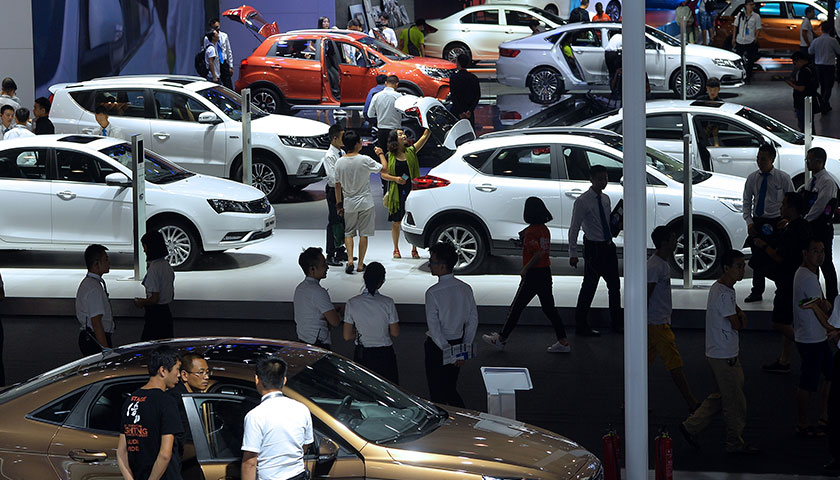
202, 211, 276, 251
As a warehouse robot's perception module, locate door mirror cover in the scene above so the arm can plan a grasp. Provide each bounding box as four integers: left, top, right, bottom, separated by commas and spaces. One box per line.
105, 172, 131, 187
317, 438, 339, 463
198, 112, 222, 124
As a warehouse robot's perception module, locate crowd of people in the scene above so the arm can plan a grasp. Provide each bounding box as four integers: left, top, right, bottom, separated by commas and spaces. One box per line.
0, 77, 54, 140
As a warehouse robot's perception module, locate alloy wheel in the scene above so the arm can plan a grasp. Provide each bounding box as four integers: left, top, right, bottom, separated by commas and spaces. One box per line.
251, 162, 277, 197
445, 46, 467, 63
159, 225, 192, 267
674, 69, 704, 98
674, 230, 718, 276
530, 70, 559, 103
437, 226, 479, 269
254, 91, 277, 113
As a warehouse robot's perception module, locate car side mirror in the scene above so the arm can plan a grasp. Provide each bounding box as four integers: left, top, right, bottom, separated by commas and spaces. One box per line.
818, 12, 828, 21
371, 55, 386, 68
198, 112, 222, 125
317, 438, 339, 463
105, 172, 131, 187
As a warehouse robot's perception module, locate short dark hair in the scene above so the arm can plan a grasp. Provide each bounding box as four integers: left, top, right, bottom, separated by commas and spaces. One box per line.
416, 18, 427, 26
0, 105, 13, 115
822, 21, 834, 35
581, 0, 590, 5
328, 122, 343, 141
94, 105, 108, 116
375, 74, 388, 85
590, 164, 608, 178
347, 18, 361, 29
141, 230, 169, 261
256, 357, 287, 389
456, 53, 470, 68
34, 97, 51, 113
379, 12, 390, 20
792, 50, 809, 62
206, 30, 218, 43
298, 247, 323, 274
84, 244, 108, 270
721, 249, 745, 269
14, 108, 29, 124
385, 75, 399, 85
429, 241, 458, 272
758, 142, 776, 160
651, 225, 675, 248
802, 236, 823, 252
208, 18, 220, 27
523, 196, 553, 224
147, 346, 181, 377
180, 353, 205, 372
363, 262, 386, 295
342, 130, 361, 150
706, 77, 721, 88
1, 77, 16, 92
807, 146, 827, 163
805, 5, 816, 14
784, 191, 808, 216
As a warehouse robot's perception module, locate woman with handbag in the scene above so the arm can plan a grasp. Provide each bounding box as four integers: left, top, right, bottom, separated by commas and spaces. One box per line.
383, 128, 430, 259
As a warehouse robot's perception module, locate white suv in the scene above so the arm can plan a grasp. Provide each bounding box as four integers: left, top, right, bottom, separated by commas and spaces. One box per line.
0, 135, 275, 269
49, 75, 330, 202
402, 127, 748, 279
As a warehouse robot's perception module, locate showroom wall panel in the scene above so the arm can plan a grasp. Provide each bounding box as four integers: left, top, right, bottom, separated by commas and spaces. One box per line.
0, 1, 34, 109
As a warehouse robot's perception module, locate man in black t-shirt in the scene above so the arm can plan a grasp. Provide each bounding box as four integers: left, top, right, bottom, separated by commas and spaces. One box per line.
117, 346, 184, 480
449, 54, 480, 127
787, 51, 819, 133
569, 0, 590, 23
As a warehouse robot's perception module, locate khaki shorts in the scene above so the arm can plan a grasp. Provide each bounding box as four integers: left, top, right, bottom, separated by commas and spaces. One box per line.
344, 207, 375, 237
648, 323, 684, 371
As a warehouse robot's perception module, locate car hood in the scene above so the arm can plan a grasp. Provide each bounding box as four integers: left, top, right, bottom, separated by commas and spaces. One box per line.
160, 173, 267, 202
386, 409, 598, 478
693, 171, 746, 198
403, 56, 457, 70
682, 43, 741, 61
251, 114, 329, 137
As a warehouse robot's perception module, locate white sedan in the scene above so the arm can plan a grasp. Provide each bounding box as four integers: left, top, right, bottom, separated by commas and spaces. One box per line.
424, 4, 566, 64
0, 135, 275, 269
582, 99, 840, 188
497, 23, 745, 103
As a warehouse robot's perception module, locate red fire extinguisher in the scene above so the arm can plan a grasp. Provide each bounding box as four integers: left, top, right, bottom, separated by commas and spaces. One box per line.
602, 427, 621, 480
654, 428, 674, 480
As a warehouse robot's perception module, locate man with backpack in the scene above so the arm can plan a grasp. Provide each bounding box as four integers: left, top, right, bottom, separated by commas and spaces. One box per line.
399, 19, 426, 56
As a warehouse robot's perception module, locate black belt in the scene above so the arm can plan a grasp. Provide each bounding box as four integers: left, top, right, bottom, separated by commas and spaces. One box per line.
583, 238, 612, 245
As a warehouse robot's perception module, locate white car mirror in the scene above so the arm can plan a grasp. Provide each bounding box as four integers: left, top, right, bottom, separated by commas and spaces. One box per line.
198, 112, 222, 124
105, 172, 131, 187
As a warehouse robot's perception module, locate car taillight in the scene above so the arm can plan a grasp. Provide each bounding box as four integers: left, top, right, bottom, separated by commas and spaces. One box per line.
426, 25, 438, 34
714, 17, 724, 29
499, 48, 520, 58
240, 58, 248, 72
412, 175, 450, 190
48, 93, 54, 104
500, 111, 521, 120
404, 106, 423, 126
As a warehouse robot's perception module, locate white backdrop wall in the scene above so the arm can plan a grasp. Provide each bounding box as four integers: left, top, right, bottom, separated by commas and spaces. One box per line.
0, 1, 35, 111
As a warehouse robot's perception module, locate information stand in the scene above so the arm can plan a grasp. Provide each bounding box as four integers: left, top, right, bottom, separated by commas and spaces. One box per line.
480, 367, 532, 420
131, 134, 146, 280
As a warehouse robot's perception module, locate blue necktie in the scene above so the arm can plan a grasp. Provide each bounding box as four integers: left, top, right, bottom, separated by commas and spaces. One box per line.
755, 172, 768, 218
810, 174, 817, 191
597, 193, 612, 240
102, 128, 107, 136
217, 41, 224, 65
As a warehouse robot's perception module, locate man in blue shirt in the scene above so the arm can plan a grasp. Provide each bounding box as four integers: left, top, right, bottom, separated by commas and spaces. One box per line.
364, 75, 388, 124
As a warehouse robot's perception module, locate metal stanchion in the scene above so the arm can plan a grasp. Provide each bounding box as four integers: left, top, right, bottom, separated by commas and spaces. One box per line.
683, 131, 694, 288
805, 96, 813, 186
681, 18, 687, 101
241, 88, 253, 187
131, 134, 147, 281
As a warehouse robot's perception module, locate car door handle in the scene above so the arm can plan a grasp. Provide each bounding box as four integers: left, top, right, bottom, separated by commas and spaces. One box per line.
56, 190, 76, 201
505, 30, 515, 34
474, 184, 497, 192
342, 72, 353, 76
68, 449, 107, 462
461, 28, 471, 33
787, 25, 796, 30
717, 154, 732, 162
81, 128, 95, 134
270, 64, 282, 69
565, 189, 583, 198
153, 132, 170, 139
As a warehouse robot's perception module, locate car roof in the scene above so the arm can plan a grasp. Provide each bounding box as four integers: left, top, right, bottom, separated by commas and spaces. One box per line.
466, 127, 623, 152
52, 75, 218, 94
0, 134, 125, 150
644, 99, 745, 114
280, 29, 366, 41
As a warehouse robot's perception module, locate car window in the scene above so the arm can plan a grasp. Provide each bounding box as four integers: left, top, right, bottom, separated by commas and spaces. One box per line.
273, 39, 319, 61
487, 145, 552, 179
94, 89, 147, 118
29, 388, 88, 425
756, 2, 786, 17
100, 144, 193, 184
426, 105, 458, 134
646, 114, 685, 140
193, 396, 256, 460
461, 9, 500, 25
338, 42, 368, 66
153, 91, 208, 122
87, 380, 146, 432
694, 115, 762, 148
562, 146, 622, 182
789, 2, 813, 16
565, 29, 601, 47
56, 149, 112, 183
69, 90, 96, 111
505, 9, 543, 27
463, 149, 495, 170
0, 148, 48, 180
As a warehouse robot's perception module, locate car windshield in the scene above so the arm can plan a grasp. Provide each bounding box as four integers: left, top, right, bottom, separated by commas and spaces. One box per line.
197, 86, 269, 121
645, 26, 680, 47
530, 6, 566, 25
286, 353, 446, 444
736, 107, 804, 145
100, 144, 195, 184
357, 35, 410, 60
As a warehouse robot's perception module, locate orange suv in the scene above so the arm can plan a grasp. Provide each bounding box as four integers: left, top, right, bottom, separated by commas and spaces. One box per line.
235, 30, 456, 114
712, 0, 828, 53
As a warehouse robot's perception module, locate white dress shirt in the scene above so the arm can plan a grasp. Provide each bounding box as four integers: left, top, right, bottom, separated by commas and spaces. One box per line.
0, 95, 20, 112
143, 258, 175, 305
293, 277, 335, 345
203, 31, 234, 66
242, 392, 313, 480
369, 87, 403, 130
742, 167, 794, 223
95, 123, 126, 140
734, 12, 761, 44
425, 274, 478, 350
323, 145, 344, 187
2, 124, 35, 141
809, 33, 840, 66
75, 273, 115, 333
793, 266, 828, 343
805, 168, 837, 222
345, 290, 399, 347
334, 154, 382, 213
568, 187, 612, 258
705, 281, 739, 359
606, 33, 622, 51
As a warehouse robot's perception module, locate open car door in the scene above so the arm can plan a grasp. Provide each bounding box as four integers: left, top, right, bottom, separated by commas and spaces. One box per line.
222, 5, 279, 39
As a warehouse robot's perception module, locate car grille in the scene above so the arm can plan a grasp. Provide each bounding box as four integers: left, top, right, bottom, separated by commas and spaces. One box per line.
247, 197, 271, 214
442, 68, 458, 78
734, 58, 744, 71
312, 133, 331, 149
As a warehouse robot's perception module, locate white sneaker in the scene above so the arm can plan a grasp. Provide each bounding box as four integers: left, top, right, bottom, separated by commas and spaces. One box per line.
482, 332, 505, 350
547, 341, 571, 353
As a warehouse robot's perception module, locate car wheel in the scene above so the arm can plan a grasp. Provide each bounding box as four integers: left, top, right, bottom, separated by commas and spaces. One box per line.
671, 66, 706, 99
606, 0, 621, 21
397, 83, 422, 96
430, 221, 487, 274
236, 155, 288, 203
544, 3, 559, 15
150, 217, 201, 271
671, 223, 724, 280
528, 67, 564, 105
443, 43, 472, 64
252, 86, 290, 115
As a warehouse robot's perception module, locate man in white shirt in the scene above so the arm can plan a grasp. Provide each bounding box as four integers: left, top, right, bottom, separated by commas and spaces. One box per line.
793, 238, 835, 436
335, 130, 403, 273
293, 247, 342, 349
241, 358, 313, 480
369, 13, 398, 47
94, 106, 126, 140
808, 21, 840, 114
206, 18, 234, 89
76, 244, 115, 356
204, 30, 221, 84
732, 0, 761, 83
605, 32, 622, 86
648, 226, 699, 412
742, 144, 794, 303
368, 75, 403, 150
424, 241, 478, 407
800, 6, 816, 56
804, 147, 837, 301
0, 105, 14, 139
681, 249, 759, 454
569, 164, 622, 336
0, 78, 20, 112
2, 108, 35, 141
323, 124, 346, 266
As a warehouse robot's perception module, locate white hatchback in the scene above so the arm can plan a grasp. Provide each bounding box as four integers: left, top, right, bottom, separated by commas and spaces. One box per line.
49, 75, 330, 203
402, 127, 748, 279
0, 135, 275, 269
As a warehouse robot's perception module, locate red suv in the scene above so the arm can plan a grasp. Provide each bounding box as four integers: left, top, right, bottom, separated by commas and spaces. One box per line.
235, 30, 457, 114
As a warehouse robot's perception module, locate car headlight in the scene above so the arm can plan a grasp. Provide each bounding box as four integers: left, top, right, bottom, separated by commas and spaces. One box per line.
717, 196, 743, 213
713, 58, 738, 69
207, 198, 271, 214
419, 65, 454, 79
279, 134, 329, 149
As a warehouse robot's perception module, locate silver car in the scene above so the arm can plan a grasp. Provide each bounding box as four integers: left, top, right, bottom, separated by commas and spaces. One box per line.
424, 4, 566, 64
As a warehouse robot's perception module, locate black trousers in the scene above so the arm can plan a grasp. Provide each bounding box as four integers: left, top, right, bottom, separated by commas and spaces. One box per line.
325, 185, 344, 257
574, 240, 622, 330
500, 267, 567, 341
141, 304, 174, 341
812, 220, 838, 302
424, 337, 465, 407
78, 329, 113, 356
605, 50, 621, 89
355, 345, 399, 384
735, 41, 759, 81
817, 64, 835, 112
829, 350, 840, 459
748, 217, 781, 296
219, 65, 233, 89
